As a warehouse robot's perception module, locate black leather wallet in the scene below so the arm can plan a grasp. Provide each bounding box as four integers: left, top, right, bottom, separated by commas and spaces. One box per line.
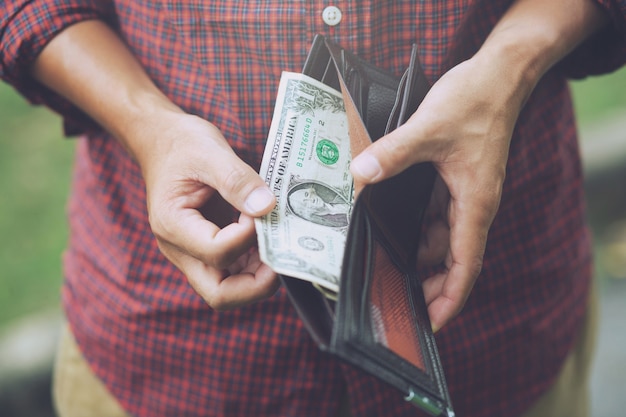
280, 35, 454, 417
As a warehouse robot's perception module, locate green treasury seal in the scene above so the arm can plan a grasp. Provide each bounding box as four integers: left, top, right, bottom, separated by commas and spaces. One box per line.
316, 139, 340, 165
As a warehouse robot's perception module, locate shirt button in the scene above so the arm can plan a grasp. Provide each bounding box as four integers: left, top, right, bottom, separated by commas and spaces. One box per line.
322, 6, 342, 26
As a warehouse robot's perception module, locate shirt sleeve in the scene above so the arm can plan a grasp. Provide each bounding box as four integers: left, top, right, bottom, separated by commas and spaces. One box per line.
1, 0, 116, 135
558, 0, 626, 79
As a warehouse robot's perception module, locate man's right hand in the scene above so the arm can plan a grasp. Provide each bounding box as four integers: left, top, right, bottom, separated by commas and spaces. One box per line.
31, 20, 279, 309
135, 111, 279, 310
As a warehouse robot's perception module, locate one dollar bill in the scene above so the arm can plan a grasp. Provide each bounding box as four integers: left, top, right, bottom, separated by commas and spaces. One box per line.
255, 72, 354, 293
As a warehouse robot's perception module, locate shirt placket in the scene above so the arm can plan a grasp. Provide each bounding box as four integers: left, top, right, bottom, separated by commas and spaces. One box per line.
310, 0, 373, 55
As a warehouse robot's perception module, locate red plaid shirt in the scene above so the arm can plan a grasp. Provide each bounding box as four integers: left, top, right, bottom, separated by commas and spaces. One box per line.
3, 1, 626, 416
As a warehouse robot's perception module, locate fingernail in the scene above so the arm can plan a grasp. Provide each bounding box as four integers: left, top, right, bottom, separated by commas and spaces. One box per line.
351, 154, 382, 181
244, 188, 275, 214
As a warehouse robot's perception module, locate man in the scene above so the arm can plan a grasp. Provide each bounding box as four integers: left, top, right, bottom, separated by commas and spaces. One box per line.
288, 185, 351, 228
1, 0, 625, 416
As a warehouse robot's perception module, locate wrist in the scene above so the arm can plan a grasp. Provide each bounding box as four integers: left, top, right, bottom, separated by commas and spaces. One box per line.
112, 89, 185, 163
472, 33, 549, 110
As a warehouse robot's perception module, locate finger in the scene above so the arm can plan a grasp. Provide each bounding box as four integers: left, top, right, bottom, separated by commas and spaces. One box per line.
177, 248, 280, 310
423, 264, 477, 334
423, 192, 498, 332
155, 207, 258, 269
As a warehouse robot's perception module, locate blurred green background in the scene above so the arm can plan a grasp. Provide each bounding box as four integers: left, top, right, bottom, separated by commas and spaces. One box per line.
1, 84, 72, 325
1, 69, 626, 327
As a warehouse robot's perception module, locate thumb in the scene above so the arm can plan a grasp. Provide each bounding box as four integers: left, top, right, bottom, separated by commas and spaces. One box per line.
350, 122, 428, 184
204, 148, 275, 217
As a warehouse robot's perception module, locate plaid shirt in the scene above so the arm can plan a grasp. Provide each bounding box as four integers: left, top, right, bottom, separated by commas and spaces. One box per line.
2, 1, 626, 416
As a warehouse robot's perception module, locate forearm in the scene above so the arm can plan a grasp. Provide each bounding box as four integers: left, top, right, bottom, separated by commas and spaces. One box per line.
30, 19, 183, 161
30, 18, 279, 309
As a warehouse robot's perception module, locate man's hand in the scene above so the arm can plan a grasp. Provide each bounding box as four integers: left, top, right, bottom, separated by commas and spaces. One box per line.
31, 20, 279, 309
351, 55, 519, 332
137, 112, 279, 310
350, 0, 608, 332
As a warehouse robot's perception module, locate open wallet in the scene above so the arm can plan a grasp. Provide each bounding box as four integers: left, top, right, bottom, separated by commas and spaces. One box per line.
278, 35, 455, 417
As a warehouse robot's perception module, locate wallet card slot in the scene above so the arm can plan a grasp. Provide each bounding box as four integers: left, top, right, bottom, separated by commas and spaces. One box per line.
321, 58, 340, 91
334, 189, 445, 401
385, 68, 409, 134
345, 66, 365, 121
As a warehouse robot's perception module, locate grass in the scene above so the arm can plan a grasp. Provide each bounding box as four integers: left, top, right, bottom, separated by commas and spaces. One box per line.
1, 67, 626, 328
571, 67, 626, 127
0, 83, 73, 325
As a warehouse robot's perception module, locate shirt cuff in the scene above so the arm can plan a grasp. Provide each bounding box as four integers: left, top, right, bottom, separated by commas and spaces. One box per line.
557, 0, 626, 79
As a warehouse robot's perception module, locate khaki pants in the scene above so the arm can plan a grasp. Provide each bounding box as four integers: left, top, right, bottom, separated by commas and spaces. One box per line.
53, 288, 597, 417
52, 326, 131, 417
518, 282, 598, 417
